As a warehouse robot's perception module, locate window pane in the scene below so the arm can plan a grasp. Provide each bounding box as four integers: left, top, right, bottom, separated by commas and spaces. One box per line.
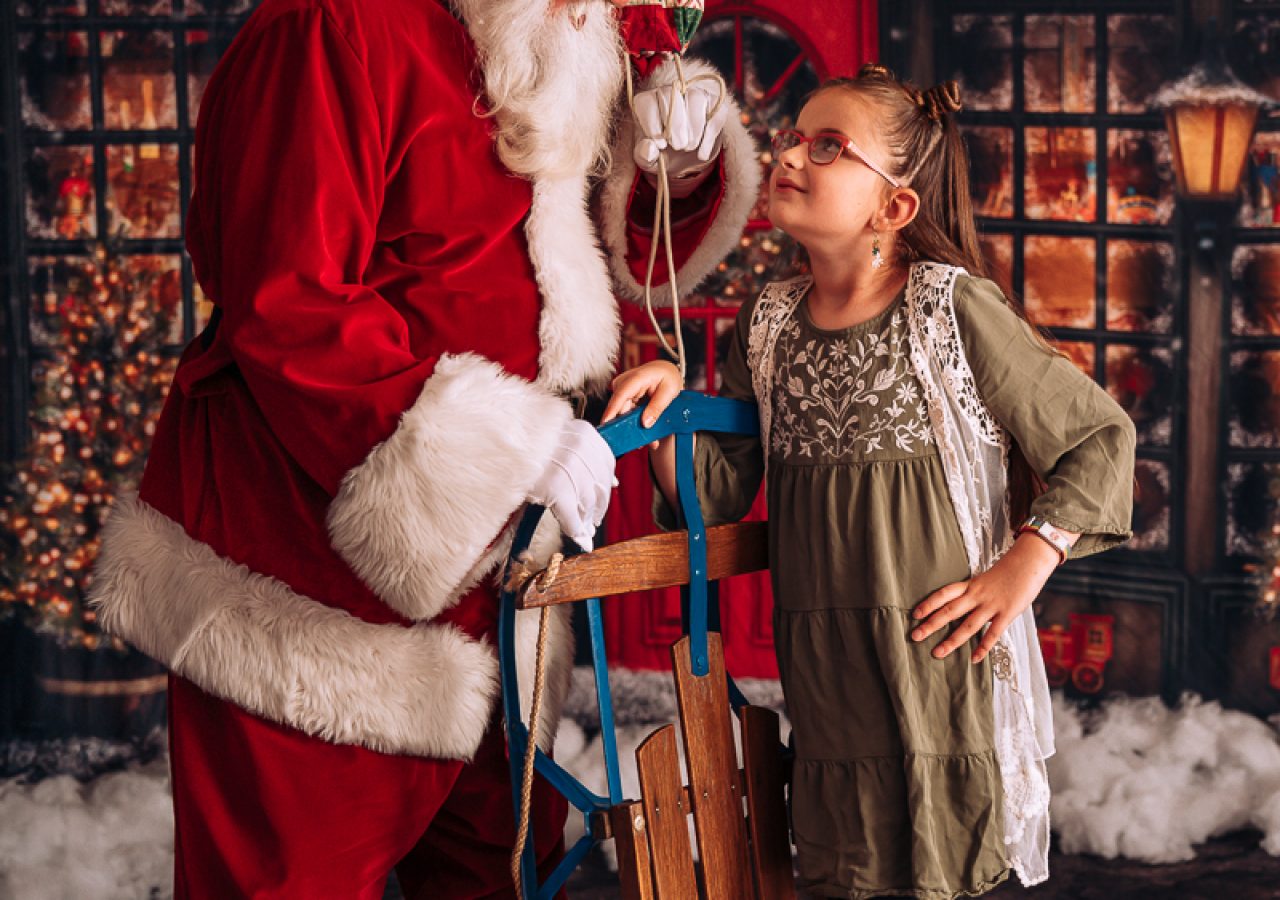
1024, 15, 1096, 114
186, 0, 255, 13
1107, 130, 1175, 225
121, 255, 185, 345
965, 127, 1013, 218
1107, 15, 1177, 114
1129, 459, 1171, 553
977, 232, 1013, 291
1230, 15, 1280, 103
951, 16, 1012, 111
19, 31, 92, 131
28, 256, 92, 348
1025, 127, 1097, 222
25, 146, 95, 240
106, 143, 182, 238
102, 30, 177, 131
1055, 340, 1096, 378
1106, 344, 1174, 446
28, 254, 182, 350
17, 0, 86, 14
1106, 240, 1175, 333
1226, 462, 1280, 557
1228, 350, 1280, 449
186, 28, 237, 125
1240, 131, 1280, 228
1231, 244, 1280, 336
101, 0, 172, 14
1024, 235, 1095, 328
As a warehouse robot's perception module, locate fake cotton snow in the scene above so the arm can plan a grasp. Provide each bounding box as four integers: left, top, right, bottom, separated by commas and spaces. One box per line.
3, 681, 1280, 896
0, 757, 173, 900
1048, 693, 1280, 863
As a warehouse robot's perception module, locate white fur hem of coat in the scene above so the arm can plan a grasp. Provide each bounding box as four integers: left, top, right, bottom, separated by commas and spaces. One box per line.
599, 57, 761, 307
326, 352, 572, 624
89, 494, 575, 758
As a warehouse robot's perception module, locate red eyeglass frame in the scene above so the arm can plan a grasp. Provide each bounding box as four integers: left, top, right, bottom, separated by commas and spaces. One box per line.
771, 129, 902, 188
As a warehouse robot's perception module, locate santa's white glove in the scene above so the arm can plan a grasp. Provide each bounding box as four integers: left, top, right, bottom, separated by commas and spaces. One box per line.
632, 79, 729, 179
527, 418, 616, 552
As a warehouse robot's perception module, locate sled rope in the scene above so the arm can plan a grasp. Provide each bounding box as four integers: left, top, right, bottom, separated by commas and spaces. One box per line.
624, 55, 728, 381
504, 549, 565, 598
512, 601, 555, 898
512, 52, 728, 900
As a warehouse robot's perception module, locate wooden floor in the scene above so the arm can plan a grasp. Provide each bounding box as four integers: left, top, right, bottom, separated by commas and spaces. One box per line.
381, 830, 1280, 898
549, 830, 1280, 900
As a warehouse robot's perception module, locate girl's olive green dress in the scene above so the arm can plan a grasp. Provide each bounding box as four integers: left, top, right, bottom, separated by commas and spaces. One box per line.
659, 275, 1134, 899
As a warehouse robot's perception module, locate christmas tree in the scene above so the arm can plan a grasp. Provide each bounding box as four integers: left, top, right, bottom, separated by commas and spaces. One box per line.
0, 241, 179, 650
1252, 520, 1280, 622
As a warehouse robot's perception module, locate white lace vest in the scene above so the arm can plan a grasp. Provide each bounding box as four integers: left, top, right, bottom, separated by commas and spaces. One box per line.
746, 263, 1053, 887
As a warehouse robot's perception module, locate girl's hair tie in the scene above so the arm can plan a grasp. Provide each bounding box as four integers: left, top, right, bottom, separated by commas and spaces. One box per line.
857, 62, 894, 81
918, 81, 963, 121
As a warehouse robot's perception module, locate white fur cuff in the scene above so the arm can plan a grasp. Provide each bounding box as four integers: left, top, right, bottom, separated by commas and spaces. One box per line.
89, 496, 500, 760
327, 353, 573, 622
600, 56, 762, 306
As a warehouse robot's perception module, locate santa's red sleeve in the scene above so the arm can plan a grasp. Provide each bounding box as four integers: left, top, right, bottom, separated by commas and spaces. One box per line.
184, 6, 573, 624
599, 57, 763, 306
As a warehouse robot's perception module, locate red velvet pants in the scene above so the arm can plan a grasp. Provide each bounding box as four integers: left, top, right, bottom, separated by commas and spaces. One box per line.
168, 675, 568, 899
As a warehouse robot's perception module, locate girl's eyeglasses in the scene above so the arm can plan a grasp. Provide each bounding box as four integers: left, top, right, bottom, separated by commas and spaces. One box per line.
770, 129, 902, 188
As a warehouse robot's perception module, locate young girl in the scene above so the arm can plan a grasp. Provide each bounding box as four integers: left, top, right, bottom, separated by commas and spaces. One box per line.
602, 65, 1136, 898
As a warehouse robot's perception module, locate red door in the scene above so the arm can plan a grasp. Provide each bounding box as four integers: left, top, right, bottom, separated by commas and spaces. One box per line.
604, 2, 879, 677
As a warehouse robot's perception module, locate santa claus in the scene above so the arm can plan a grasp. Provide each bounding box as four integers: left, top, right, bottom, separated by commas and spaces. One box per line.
87, 0, 758, 896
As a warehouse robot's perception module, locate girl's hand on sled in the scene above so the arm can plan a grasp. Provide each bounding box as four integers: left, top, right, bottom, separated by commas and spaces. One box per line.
602, 361, 684, 507
909, 533, 1069, 664
601, 360, 683, 432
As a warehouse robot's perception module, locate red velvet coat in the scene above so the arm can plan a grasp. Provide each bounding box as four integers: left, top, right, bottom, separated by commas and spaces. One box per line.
89, 0, 760, 761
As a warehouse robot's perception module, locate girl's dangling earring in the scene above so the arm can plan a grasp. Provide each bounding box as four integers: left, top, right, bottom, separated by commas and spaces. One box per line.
871, 229, 885, 270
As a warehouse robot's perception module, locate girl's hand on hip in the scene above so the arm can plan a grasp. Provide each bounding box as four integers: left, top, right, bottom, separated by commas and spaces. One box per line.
601, 360, 683, 429
909, 534, 1063, 664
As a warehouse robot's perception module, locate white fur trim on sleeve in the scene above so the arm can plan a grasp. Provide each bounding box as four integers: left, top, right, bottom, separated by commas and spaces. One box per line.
326, 353, 573, 623
527, 176, 622, 395
599, 56, 762, 307
88, 495, 500, 760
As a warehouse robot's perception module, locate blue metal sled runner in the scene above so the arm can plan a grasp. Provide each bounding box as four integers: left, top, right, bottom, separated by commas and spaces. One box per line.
498, 392, 796, 900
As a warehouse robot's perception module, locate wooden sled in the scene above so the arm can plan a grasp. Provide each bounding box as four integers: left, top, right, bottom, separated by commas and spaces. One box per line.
499, 393, 795, 899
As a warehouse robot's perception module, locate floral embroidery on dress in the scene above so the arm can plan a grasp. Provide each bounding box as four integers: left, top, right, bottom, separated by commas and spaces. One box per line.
769, 308, 934, 461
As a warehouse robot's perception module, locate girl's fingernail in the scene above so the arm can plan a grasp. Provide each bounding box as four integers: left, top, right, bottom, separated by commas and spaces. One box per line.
642, 418, 653, 428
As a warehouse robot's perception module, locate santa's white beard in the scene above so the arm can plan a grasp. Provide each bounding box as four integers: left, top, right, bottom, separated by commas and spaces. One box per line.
452, 0, 625, 181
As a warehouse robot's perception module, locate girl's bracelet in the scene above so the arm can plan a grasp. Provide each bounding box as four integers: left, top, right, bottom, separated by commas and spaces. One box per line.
1017, 515, 1071, 566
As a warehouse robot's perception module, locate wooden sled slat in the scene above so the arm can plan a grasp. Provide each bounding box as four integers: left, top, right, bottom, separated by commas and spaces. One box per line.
611, 800, 657, 900
517, 522, 768, 610
636, 726, 698, 900
741, 706, 796, 900
671, 634, 753, 900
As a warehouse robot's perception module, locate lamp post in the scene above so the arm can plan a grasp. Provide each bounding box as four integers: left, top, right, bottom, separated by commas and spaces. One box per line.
1157, 22, 1275, 580
1154, 25, 1275, 201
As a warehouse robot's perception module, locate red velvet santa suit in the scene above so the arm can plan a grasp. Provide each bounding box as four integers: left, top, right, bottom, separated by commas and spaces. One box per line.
87, 0, 759, 897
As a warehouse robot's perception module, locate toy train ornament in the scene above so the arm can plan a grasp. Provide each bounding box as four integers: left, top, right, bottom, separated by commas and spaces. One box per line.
1037, 613, 1116, 695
